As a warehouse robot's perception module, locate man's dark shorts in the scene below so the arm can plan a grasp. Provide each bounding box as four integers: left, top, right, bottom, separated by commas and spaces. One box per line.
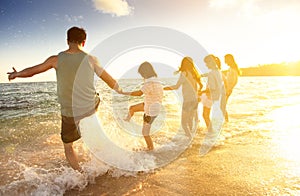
143, 114, 157, 124
61, 116, 81, 143
61, 95, 100, 143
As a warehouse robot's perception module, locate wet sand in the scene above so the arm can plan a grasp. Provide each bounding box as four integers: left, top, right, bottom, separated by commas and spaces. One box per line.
65, 129, 300, 195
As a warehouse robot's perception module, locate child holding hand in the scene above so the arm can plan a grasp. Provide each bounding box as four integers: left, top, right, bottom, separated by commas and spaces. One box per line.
199, 89, 213, 128
122, 61, 163, 151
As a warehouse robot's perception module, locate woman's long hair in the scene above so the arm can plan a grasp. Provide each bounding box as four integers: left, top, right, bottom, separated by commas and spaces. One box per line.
225, 54, 241, 75
176, 57, 203, 90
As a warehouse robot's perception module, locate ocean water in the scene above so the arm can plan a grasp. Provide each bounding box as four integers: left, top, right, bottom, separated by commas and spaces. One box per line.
1, 77, 300, 195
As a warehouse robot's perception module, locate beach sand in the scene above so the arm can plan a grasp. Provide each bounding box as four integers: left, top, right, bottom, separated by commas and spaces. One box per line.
65, 128, 299, 195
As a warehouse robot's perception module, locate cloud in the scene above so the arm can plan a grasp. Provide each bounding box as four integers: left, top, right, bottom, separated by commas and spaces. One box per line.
92, 0, 133, 17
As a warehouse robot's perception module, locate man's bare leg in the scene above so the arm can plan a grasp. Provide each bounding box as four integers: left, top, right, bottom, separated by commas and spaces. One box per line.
63, 142, 81, 171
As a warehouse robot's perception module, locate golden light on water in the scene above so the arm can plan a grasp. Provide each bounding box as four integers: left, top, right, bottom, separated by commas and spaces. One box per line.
269, 105, 300, 163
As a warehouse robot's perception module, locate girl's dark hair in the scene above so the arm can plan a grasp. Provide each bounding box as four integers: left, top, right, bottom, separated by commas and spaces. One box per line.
138, 61, 157, 79
67, 26, 86, 44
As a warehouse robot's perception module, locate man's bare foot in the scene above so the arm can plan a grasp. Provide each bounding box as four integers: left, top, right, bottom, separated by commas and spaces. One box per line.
123, 115, 131, 122
132, 147, 153, 152
147, 146, 154, 151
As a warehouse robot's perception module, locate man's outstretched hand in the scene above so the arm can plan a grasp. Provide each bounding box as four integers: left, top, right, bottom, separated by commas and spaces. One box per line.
7, 67, 17, 81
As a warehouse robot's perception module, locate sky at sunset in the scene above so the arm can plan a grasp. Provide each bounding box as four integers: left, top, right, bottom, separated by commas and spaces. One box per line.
1, 0, 300, 82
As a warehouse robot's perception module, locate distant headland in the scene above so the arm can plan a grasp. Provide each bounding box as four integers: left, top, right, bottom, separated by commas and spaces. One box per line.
238, 61, 300, 76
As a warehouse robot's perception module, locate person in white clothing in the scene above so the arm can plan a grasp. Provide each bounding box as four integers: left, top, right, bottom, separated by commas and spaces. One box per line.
199, 89, 213, 128
203, 54, 226, 124
122, 61, 163, 150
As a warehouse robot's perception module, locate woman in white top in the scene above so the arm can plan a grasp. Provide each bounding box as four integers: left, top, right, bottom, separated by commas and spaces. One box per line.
122, 61, 163, 151
164, 57, 203, 138
204, 55, 226, 123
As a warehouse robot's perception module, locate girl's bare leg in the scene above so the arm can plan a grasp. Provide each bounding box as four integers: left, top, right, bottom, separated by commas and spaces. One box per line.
181, 111, 192, 138
124, 102, 144, 121
142, 122, 154, 150
203, 107, 211, 128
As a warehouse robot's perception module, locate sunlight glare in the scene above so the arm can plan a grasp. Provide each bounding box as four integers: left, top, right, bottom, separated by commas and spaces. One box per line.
269, 105, 300, 162
104, 47, 183, 79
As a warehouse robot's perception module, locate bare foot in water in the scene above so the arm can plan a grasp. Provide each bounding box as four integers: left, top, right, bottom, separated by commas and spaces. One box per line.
132, 147, 153, 152
123, 115, 131, 122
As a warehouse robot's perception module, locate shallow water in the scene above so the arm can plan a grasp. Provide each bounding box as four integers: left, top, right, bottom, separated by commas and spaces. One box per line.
1, 76, 300, 195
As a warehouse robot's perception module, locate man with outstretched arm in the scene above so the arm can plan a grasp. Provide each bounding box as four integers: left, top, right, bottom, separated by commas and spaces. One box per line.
7, 26, 122, 171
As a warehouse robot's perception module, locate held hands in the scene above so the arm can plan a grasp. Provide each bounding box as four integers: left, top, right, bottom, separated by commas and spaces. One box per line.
163, 86, 172, 90
120, 91, 132, 96
7, 67, 17, 81
117, 88, 131, 95
114, 86, 129, 95
113, 85, 131, 95
114, 86, 124, 94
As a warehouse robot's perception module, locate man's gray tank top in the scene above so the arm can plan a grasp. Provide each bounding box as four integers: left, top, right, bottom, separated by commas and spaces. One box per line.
56, 51, 98, 117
